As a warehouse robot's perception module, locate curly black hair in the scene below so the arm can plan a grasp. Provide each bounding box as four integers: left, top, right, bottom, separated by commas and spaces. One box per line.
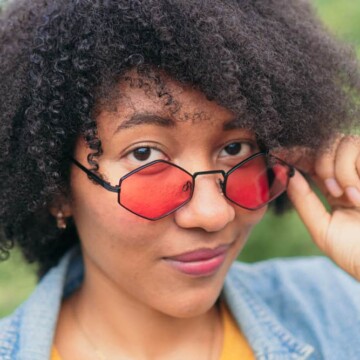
1, 0, 360, 275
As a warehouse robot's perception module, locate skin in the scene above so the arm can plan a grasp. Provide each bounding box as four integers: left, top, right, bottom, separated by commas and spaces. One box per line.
53, 72, 360, 359
54, 74, 267, 359
286, 135, 360, 280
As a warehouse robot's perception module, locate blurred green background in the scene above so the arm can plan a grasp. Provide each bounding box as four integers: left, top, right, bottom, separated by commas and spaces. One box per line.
1, 0, 360, 318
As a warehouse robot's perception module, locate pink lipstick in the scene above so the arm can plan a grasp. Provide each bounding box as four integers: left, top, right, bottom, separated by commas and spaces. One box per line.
163, 244, 229, 276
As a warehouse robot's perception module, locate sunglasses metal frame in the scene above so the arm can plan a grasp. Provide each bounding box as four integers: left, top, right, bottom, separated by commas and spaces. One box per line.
70, 151, 295, 220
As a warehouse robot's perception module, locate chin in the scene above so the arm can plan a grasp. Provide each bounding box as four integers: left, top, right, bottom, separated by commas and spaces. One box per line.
157, 278, 225, 319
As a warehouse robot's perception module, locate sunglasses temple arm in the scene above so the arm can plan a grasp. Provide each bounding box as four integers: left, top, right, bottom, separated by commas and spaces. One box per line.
70, 158, 119, 193
270, 154, 296, 178
289, 166, 296, 177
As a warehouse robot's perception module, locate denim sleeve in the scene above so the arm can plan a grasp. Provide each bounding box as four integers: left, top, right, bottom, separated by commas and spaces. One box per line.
236, 257, 360, 359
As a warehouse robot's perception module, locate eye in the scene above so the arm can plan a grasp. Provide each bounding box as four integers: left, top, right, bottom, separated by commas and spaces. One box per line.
133, 147, 151, 161
125, 146, 167, 164
219, 141, 253, 159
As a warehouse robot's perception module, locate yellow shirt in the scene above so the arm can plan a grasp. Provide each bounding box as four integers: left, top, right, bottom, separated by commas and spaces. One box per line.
50, 346, 61, 360
219, 301, 255, 360
51, 302, 255, 360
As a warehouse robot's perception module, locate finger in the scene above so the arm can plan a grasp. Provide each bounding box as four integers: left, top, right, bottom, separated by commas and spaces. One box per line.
314, 135, 343, 197
333, 136, 360, 206
289, 169, 360, 280
287, 169, 331, 254
356, 152, 360, 177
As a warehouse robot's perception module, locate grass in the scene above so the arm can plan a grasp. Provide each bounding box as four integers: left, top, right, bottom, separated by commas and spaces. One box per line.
1, 0, 359, 318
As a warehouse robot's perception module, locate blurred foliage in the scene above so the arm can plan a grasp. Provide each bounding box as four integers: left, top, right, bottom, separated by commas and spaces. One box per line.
239, 209, 322, 263
314, 0, 360, 56
0, 250, 37, 318
1, 0, 360, 317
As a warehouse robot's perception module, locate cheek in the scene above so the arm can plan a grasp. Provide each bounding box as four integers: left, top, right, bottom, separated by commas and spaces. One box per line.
69, 172, 180, 312
70, 171, 166, 286
249, 206, 267, 228
232, 206, 267, 248
70, 168, 155, 250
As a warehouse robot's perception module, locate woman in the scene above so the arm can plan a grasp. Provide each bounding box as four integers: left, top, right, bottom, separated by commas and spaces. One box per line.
1, 0, 360, 359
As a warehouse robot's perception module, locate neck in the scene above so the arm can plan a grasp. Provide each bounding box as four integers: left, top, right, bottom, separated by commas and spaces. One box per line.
66, 257, 223, 360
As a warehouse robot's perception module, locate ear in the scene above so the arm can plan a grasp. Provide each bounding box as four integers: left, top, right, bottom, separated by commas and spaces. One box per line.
49, 195, 73, 218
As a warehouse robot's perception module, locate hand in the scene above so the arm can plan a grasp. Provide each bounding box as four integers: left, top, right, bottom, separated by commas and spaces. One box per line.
281, 135, 360, 281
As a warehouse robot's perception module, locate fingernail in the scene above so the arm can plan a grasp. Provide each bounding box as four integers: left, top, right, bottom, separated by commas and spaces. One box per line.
345, 187, 360, 206
324, 178, 343, 197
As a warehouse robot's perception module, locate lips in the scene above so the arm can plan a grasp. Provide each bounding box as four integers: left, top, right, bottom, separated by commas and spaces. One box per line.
163, 244, 230, 276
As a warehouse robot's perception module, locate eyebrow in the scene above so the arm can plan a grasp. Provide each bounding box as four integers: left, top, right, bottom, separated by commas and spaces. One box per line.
114, 114, 175, 133
222, 118, 244, 131
113, 112, 244, 134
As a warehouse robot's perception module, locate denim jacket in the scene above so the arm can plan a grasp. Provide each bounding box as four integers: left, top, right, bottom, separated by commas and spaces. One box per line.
1, 247, 359, 360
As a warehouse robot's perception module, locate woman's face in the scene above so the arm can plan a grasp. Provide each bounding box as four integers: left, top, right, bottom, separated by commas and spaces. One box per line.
69, 73, 267, 318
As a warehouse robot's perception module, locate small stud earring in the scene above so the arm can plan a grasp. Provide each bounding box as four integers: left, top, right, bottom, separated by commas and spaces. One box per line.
56, 211, 67, 230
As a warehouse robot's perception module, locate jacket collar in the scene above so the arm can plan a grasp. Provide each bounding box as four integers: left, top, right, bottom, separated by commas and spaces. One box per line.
2, 248, 314, 359
15, 248, 78, 360
224, 262, 314, 360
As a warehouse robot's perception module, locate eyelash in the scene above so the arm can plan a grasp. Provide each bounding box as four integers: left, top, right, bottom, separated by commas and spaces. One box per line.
123, 144, 166, 163
219, 141, 254, 158
123, 140, 256, 165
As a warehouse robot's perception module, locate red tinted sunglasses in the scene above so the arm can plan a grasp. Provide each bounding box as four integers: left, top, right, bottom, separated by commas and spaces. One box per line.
71, 152, 295, 220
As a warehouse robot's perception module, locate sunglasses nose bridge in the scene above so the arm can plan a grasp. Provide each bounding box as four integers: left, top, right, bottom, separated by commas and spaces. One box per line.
192, 170, 226, 193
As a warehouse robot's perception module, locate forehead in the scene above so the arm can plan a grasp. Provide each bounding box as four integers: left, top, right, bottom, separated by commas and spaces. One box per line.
95, 70, 242, 135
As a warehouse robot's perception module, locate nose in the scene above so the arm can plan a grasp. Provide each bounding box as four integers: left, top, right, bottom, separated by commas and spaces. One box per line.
174, 174, 236, 232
